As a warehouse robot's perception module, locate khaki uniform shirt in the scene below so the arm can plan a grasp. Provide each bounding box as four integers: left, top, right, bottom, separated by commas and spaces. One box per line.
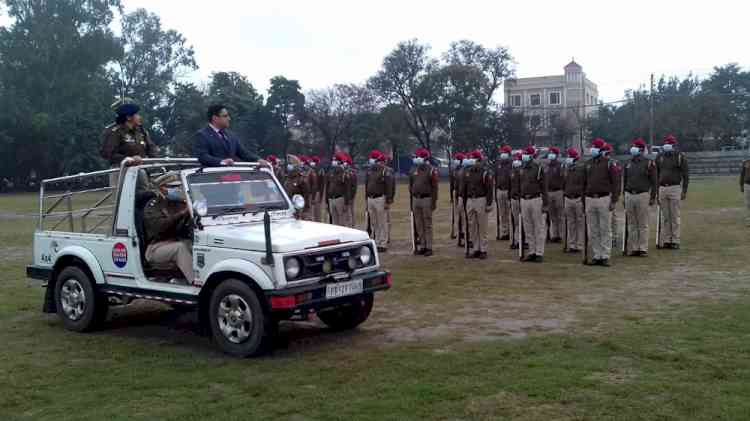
624, 156, 657, 201
101, 123, 157, 166
365, 165, 395, 203
547, 160, 564, 191
143, 195, 186, 245
563, 160, 586, 197
409, 163, 439, 206
495, 161, 512, 191
520, 160, 548, 206
656, 152, 689, 194
463, 165, 494, 207
584, 157, 621, 202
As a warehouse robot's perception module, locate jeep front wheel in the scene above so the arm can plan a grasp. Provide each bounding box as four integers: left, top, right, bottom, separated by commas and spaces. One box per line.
208, 279, 275, 357
317, 293, 374, 331
54, 266, 108, 332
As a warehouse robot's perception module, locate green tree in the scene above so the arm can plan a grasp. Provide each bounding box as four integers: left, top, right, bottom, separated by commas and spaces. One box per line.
266, 75, 304, 159
207, 71, 265, 156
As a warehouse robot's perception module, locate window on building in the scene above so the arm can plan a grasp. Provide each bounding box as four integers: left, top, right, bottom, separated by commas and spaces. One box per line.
549, 92, 560, 105
510, 95, 521, 107
549, 113, 559, 128
530, 94, 541, 106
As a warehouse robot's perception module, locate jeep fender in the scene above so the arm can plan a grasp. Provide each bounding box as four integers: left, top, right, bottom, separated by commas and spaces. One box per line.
204, 259, 275, 291
54, 246, 106, 285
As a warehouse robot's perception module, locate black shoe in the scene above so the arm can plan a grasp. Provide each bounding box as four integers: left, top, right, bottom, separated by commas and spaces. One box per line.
671, 243, 680, 250
510, 243, 519, 250
551, 237, 562, 243
638, 251, 649, 257
628, 251, 639, 257
414, 249, 424, 255
522, 254, 536, 262
377, 246, 387, 253
478, 252, 488, 260
568, 248, 581, 254
599, 259, 611, 267
533, 255, 544, 263
450, 234, 457, 239
468, 241, 474, 249
471, 250, 480, 258
423, 249, 433, 257
500, 235, 510, 241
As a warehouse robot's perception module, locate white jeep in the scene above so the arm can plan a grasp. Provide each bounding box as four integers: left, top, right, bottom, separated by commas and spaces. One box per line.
26, 158, 391, 357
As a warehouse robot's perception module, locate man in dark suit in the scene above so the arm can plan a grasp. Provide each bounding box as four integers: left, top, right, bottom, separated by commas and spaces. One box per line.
193, 104, 264, 167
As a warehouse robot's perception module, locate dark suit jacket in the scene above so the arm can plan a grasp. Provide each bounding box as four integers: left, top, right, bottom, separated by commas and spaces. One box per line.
193, 126, 259, 167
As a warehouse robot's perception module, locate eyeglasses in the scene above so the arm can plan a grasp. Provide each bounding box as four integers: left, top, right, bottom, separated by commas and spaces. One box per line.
217, 113, 230, 118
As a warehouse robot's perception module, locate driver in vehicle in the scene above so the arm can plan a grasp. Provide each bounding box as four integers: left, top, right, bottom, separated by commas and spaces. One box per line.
143, 173, 195, 285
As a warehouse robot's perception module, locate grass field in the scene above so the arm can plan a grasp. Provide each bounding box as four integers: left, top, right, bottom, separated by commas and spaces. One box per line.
1, 177, 749, 421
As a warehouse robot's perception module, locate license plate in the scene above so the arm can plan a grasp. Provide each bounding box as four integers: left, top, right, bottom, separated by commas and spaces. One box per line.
326, 278, 363, 299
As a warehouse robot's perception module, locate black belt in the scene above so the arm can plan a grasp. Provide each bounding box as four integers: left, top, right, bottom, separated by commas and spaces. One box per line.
564, 194, 581, 199
329, 194, 342, 199
586, 193, 610, 198
368, 194, 384, 199
626, 189, 648, 195
522, 194, 540, 200
467, 194, 486, 199
549, 188, 563, 193
413, 194, 431, 199
660, 182, 680, 187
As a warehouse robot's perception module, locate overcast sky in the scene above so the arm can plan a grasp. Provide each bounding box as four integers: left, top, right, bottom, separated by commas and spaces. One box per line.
13, 0, 750, 103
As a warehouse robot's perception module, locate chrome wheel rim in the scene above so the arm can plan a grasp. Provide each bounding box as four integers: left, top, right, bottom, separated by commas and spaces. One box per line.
60, 279, 86, 321
217, 294, 253, 344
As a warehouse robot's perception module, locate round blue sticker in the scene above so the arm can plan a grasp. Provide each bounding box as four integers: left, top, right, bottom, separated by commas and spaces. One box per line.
112, 242, 128, 268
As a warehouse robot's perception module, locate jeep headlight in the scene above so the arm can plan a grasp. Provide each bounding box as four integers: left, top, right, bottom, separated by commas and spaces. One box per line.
358, 246, 372, 266
285, 257, 301, 280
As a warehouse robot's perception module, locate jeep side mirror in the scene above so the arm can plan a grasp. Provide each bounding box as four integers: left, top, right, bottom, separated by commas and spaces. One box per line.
193, 200, 208, 217
292, 194, 305, 211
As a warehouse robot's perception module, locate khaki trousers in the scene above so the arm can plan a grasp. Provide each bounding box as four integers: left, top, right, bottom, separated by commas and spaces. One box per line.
467, 197, 489, 253
611, 209, 619, 249
454, 197, 466, 238
367, 196, 388, 247
586, 195, 612, 260
548, 190, 564, 239
511, 198, 521, 246
658, 185, 682, 245
745, 185, 750, 226
521, 196, 545, 256
329, 197, 350, 227
564, 197, 585, 251
495, 189, 511, 237
349, 202, 356, 228
386, 205, 392, 244
412, 196, 434, 250
625, 192, 650, 253
145, 240, 195, 282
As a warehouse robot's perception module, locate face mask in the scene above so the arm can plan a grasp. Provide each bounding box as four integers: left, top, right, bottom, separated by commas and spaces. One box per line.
565, 157, 575, 165
662, 144, 673, 152
465, 158, 476, 167
310, 162, 316, 167
630, 147, 641, 156
286, 164, 295, 172
548, 154, 557, 161
500, 153, 509, 160
461, 159, 470, 167
342, 162, 349, 167
332, 160, 339, 167
166, 187, 185, 202
512, 160, 522, 168
369, 158, 376, 165
590, 147, 601, 157
413, 157, 424, 165
522, 154, 531, 162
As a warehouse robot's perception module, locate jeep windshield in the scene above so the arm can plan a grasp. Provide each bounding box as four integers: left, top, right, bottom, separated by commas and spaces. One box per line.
187, 170, 289, 217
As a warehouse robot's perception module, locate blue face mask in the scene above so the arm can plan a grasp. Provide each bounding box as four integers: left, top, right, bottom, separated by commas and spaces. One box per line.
287, 164, 295, 172
590, 147, 601, 157
565, 157, 575, 165
512, 160, 522, 168
662, 144, 674, 152
369, 158, 376, 165
461, 159, 471, 167
413, 157, 424, 165
500, 153, 509, 160
331, 160, 340, 167
630, 147, 641, 156
522, 154, 531, 162
166, 187, 184, 202
548, 154, 557, 161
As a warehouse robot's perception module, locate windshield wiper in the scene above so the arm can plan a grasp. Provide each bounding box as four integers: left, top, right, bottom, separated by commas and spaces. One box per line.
212, 206, 249, 219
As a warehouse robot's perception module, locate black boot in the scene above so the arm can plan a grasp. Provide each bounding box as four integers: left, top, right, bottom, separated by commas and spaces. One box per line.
422, 249, 433, 257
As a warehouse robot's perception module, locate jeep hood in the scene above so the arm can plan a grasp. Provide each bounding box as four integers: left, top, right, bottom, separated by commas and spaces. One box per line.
204, 220, 370, 253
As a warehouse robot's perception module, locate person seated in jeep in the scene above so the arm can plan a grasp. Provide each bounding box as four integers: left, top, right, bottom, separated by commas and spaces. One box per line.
143, 173, 195, 284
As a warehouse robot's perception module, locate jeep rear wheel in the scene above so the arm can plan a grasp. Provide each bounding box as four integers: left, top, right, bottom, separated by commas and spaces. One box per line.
54, 266, 108, 332
208, 279, 276, 357
317, 293, 374, 331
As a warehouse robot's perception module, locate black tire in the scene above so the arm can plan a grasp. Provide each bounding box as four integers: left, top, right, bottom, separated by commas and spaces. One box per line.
208, 279, 276, 357
318, 293, 374, 331
54, 266, 108, 332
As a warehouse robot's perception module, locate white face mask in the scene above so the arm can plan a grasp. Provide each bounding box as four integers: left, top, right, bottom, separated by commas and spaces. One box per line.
662, 144, 673, 152
512, 160, 522, 168
465, 158, 476, 167
548, 154, 557, 160
500, 153, 509, 160
310, 162, 316, 167
590, 147, 601, 157
413, 157, 424, 165
452, 159, 460, 167
630, 147, 641, 156
368, 158, 376, 165
522, 154, 531, 162
332, 160, 340, 167
286, 164, 295, 172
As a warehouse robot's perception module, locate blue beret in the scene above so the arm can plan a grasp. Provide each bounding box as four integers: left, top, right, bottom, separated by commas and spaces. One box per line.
116, 103, 140, 117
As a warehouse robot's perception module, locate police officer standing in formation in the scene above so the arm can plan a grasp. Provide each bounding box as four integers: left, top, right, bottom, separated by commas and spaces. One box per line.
509, 152, 523, 250
494, 145, 513, 241
283, 155, 312, 220
602, 143, 621, 249
545, 146, 564, 243
101, 98, 158, 186
325, 152, 354, 226
463, 150, 493, 259
409, 148, 439, 256
563, 148, 585, 253
583, 138, 621, 266
741, 156, 750, 227
266, 154, 285, 183
519, 146, 548, 262
344, 153, 358, 228
451, 152, 467, 246
365, 150, 395, 252
623, 139, 657, 256
310, 155, 325, 222
656, 134, 689, 249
